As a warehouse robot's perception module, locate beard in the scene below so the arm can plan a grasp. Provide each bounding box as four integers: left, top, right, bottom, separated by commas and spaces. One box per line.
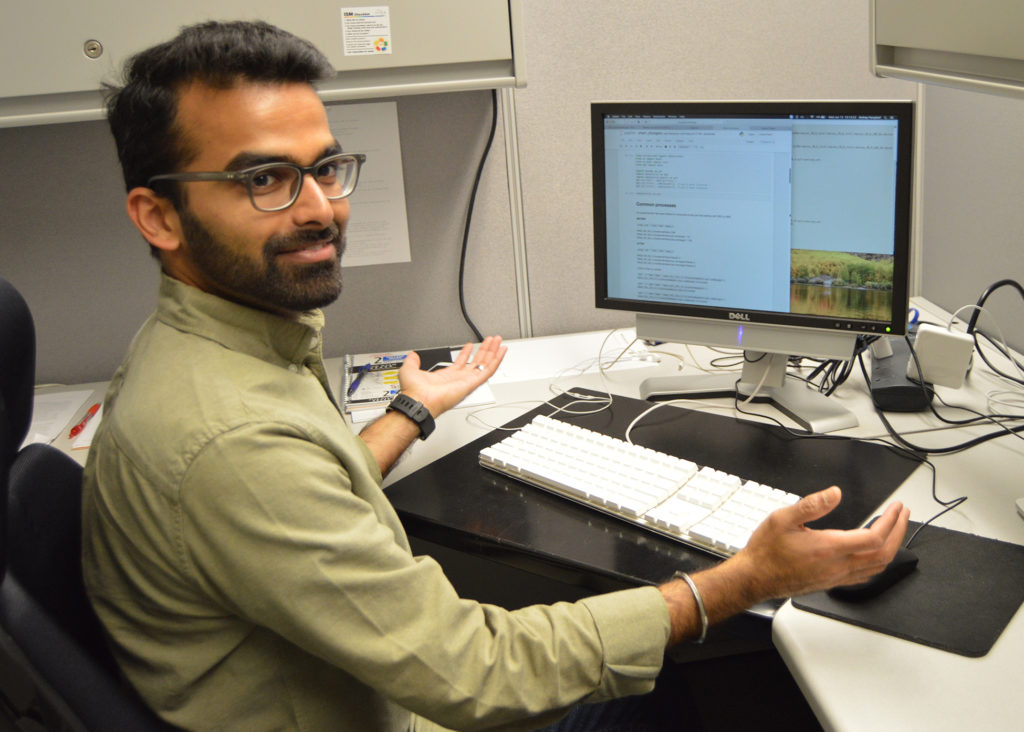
179, 209, 345, 313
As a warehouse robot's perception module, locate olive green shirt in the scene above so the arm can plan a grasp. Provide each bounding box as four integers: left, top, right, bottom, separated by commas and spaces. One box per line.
82, 275, 671, 731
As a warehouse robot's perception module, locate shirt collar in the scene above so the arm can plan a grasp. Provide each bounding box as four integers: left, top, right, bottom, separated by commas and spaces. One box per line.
155, 274, 325, 369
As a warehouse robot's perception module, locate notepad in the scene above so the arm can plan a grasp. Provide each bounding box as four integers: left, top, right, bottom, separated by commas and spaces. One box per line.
341, 351, 406, 415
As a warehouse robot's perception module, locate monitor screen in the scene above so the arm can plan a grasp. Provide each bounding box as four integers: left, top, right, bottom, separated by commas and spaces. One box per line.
592, 100, 915, 432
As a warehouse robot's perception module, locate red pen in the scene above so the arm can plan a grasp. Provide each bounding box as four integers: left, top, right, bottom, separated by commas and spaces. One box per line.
69, 403, 101, 439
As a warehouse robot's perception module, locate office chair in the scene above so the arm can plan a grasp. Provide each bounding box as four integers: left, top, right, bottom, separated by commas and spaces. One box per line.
0, 275, 36, 581
0, 277, 34, 453
0, 444, 173, 731
0, 277, 172, 731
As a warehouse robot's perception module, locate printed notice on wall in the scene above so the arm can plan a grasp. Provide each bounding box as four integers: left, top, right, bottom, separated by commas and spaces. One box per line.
341, 6, 392, 56
326, 101, 410, 267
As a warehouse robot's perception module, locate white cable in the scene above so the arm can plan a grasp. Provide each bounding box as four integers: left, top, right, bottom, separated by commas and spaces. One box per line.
739, 355, 774, 405
621, 398, 740, 445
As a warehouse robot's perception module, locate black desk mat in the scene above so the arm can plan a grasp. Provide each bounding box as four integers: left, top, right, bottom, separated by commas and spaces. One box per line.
793, 522, 1024, 657
385, 389, 921, 590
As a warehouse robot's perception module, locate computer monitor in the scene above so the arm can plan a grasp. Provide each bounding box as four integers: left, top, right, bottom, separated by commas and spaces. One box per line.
592, 100, 914, 432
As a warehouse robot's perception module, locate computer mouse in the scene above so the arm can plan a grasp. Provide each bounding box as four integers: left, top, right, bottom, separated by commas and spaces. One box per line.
826, 546, 919, 601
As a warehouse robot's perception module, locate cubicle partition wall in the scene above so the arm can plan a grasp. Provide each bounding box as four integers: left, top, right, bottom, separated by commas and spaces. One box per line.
8, 1, 1021, 386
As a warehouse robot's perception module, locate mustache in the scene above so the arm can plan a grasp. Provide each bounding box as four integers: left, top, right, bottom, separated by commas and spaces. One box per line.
264, 224, 343, 256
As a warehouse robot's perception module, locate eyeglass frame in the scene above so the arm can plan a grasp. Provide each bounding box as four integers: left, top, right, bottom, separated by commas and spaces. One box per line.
146, 152, 367, 212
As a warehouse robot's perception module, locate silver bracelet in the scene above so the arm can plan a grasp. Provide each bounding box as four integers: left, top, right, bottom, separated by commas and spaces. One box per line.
673, 571, 708, 644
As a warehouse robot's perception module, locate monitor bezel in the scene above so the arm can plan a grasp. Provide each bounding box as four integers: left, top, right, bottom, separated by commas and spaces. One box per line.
592, 99, 915, 339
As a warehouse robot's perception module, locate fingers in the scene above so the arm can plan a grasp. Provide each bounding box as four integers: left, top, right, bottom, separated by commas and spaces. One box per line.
450, 343, 474, 368
436, 337, 506, 379
473, 336, 505, 365
400, 350, 421, 371
775, 487, 907, 548
820, 503, 911, 590
866, 500, 907, 542
862, 503, 911, 561
844, 514, 909, 583
841, 501, 909, 554
458, 336, 506, 377
780, 486, 842, 527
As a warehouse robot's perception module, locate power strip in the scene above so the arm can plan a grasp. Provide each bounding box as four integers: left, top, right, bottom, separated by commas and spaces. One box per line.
870, 335, 934, 412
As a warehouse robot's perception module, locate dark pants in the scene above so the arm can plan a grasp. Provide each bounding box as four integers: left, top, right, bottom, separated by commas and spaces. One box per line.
536, 650, 822, 732
537, 658, 703, 732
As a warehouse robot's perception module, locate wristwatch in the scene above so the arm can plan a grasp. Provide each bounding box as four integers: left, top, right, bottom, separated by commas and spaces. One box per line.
387, 393, 435, 440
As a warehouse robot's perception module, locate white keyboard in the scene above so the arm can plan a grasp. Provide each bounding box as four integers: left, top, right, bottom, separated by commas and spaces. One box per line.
479, 415, 800, 557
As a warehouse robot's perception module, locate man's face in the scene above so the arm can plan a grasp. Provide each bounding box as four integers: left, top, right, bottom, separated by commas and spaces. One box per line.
167, 81, 350, 314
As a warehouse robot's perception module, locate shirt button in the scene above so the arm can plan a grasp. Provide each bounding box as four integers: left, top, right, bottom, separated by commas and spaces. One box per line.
288, 364, 300, 373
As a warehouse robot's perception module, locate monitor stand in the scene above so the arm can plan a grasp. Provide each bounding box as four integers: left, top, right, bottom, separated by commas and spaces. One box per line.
639, 351, 858, 434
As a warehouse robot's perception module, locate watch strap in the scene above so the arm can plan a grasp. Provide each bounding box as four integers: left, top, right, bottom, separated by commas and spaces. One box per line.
386, 393, 435, 440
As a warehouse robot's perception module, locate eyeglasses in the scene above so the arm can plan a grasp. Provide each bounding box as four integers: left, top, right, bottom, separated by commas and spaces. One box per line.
147, 152, 366, 212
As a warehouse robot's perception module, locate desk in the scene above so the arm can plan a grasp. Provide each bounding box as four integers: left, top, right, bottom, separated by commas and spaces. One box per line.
47, 299, 1023, 731
359, 300, 1024, 732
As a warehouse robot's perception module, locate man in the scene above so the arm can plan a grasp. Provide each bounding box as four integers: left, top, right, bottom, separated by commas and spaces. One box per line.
83, 20, 909, 732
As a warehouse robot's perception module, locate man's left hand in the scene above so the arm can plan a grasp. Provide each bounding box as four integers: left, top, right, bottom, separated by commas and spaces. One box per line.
399, 336, 507, 417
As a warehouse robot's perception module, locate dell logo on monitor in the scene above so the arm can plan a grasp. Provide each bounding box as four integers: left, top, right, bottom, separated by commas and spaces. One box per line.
728, 312, 751, 321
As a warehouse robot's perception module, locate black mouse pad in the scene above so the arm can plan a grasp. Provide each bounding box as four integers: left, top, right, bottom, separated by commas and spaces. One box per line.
792, 522, 1024, 657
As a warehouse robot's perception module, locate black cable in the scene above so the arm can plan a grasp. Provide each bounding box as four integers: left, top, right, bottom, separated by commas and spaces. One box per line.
963, 278, 1024, 384
902, 459, 966, 550
819, 355, 857, 396
799, 335, 871, 396
858, 350, 1024, 455
457, 89, 499, 342
730, 381, 962, 547
964, 278, 1024, 334
871, 407, 1024, 455
973, 330, 1024, 386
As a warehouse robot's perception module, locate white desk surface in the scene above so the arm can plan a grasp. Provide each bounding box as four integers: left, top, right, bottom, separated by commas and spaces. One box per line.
39, 299, 1023, 732
770, 300, 1024, 732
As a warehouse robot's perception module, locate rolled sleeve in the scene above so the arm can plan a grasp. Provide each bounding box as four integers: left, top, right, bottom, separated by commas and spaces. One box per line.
579, 586, 671, 701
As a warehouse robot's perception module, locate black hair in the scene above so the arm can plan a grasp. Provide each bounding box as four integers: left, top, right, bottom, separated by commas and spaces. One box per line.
105, 20, 335, 206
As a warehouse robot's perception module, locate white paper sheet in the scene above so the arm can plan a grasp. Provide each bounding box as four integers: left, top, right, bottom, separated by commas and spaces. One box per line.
326, 101, 411, 267
23, 390, 93, 447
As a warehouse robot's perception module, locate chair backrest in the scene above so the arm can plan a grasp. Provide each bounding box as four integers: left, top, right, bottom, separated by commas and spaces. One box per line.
0, 276, 36, 583
5, 444, 113, 669
0, 276, 35, 465
1, 443, 173, 731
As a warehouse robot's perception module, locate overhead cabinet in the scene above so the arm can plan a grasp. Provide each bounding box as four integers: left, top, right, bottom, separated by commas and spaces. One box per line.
872, 0, 1024, 97
0, 0, 525, 127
